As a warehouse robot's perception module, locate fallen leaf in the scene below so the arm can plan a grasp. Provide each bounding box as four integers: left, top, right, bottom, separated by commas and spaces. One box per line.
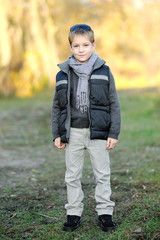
142, 184, 146, 190
31, 177, 37, 181
10, 195, 17, 198
131, 193, 139, 198
74, 235, 83, 240
36, 213, 54, 219
89, 195, 94, 199
47, 204, 55, 209
132, 227, 142, 234
10, 213, 17, 218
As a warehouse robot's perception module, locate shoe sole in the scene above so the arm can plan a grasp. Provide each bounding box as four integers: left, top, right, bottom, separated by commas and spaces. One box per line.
98, 220, 117, 232
63, 220, 81, 232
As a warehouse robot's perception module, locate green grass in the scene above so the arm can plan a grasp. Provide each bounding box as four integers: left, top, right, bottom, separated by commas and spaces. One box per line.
0, 88, 160, 240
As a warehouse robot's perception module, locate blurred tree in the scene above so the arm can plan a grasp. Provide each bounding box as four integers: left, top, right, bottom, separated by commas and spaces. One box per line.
0, 0, 160, 96
0, 0, 59, 97
88, 0, 160, 88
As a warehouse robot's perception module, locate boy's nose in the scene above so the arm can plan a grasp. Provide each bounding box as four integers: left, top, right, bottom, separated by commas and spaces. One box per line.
79, 46, 84, 52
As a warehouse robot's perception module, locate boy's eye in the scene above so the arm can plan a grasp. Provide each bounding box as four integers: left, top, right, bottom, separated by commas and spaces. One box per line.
84, 44, 89, 47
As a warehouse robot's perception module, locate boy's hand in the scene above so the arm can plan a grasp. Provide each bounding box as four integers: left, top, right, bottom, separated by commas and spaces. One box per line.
54, 137, 66, 149
107, 138, 118, 150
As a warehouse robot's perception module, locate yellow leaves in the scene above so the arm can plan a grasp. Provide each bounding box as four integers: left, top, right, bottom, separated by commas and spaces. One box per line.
1, 0, 160, 97
117, 75, 150, 90
11, 70, 32, 97
0, 1, 11, 66
11, 51, 49, 97
94, 0, 160, 90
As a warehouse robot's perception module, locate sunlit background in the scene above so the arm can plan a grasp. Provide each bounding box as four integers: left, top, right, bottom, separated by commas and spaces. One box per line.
0, 0, 160, 97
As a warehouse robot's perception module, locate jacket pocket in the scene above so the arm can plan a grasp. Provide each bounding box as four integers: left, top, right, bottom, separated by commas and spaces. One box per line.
90, 109, 111, 131
90, 79, 109, 106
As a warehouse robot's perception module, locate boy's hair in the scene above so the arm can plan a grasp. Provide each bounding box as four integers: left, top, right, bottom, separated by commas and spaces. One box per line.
68, 24, 95, 45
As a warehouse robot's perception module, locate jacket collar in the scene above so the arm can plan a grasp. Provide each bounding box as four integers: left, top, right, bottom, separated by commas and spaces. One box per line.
57, 56, 105, 74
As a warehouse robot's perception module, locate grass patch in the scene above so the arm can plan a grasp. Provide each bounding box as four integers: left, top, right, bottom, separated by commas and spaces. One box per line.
0, 88, 160, 239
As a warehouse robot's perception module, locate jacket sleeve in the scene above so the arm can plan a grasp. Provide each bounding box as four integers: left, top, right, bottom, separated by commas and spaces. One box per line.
52, 88, 61, 141
108, 69, 121, 139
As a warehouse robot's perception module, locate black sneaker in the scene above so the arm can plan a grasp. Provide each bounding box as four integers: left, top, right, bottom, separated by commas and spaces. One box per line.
98, 214, 117, 232
63, 215, 81, 232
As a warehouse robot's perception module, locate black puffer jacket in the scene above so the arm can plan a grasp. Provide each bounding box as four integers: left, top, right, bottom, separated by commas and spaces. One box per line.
52, 57, 121, 143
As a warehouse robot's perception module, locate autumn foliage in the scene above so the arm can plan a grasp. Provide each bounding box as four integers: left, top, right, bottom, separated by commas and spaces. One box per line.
0, 0, 160, 97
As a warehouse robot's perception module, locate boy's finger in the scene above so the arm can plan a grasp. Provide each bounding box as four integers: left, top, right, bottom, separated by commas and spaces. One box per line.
107, 138, 111, 148
61, 143, 66, 149
54, 138, 61, 148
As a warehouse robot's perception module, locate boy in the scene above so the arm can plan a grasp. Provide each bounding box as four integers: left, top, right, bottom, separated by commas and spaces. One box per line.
52, 24, 121, 232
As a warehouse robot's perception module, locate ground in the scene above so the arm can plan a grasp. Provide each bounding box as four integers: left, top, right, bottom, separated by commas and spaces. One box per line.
0, 88, 160, 240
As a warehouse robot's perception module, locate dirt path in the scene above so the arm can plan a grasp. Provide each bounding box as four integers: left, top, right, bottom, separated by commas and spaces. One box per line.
0, 98, 52, 189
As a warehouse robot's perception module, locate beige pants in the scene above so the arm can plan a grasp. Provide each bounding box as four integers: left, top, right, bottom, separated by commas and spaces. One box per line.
65, 128, 115, 216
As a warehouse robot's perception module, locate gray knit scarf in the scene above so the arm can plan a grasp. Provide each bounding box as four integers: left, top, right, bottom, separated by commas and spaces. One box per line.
68, 52, 98, 113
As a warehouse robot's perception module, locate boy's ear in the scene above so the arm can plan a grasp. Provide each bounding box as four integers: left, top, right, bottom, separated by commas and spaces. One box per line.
69, 44, 73, 52
92, 42, 96, 50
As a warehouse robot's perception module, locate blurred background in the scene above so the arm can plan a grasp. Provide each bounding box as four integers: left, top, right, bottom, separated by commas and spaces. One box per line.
0, 0, 160, 97
0, 2, 160, 238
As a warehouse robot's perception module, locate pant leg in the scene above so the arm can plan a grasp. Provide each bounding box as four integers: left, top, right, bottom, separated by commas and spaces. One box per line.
87, 137, 115, 216
65, 128, 85, 216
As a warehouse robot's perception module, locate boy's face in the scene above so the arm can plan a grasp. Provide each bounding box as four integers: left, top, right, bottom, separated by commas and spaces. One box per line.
70, 35, 96, 63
